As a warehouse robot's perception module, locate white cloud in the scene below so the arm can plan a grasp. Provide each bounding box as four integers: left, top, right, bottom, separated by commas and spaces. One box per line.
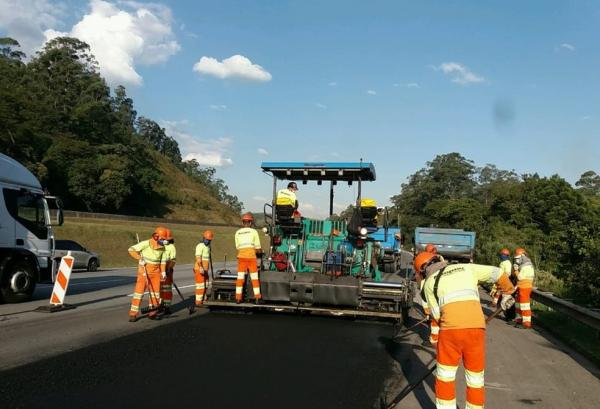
162, 120, 233, 167
209, 104, 227, 111
193, 54, 272, 82
581, 116, 591, 120
556, 43, 576, 52
257, 148, 269, 156
367, 89, 377, 95
252, 195, 267, 202
328, 81, 337, 86
434, 62, 485, 85
394, 82, 420, 88
0, 0, 64, 54
36, 0, 181, 86
315, 103, 327, 109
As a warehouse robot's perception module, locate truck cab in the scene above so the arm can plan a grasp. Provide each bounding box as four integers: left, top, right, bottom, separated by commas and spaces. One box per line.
0, 154, 63, 302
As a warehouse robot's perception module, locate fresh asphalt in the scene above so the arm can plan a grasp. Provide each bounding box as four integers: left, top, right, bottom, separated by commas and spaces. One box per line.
1, 260, 600, 408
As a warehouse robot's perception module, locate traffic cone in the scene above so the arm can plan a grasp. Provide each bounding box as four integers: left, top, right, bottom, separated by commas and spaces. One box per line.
35, 251, 76, 313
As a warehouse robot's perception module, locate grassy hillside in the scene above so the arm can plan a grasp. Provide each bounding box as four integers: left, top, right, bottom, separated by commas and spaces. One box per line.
55, 217, 269, 268
152, 152, 240, 224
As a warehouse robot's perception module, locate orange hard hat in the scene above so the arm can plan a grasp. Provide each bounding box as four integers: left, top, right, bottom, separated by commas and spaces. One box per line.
425, 244, 437, 253
153, 226, 168, 240
203, 230, 214, 240
514, 247, 527, 257
414, 251, 437, 274
241, 212, 254, 222
165, 228, 173, 240
500, 248, 510, 256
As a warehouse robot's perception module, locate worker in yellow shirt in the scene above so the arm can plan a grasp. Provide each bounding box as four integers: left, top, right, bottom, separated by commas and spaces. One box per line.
127, 227, 168, 322
513, 247, 535, 329
234, 213, 263, 303
160, 228, 176, 315
490, 248, 512, 307
415, 251, 516, 409
194, 230, 214, 306
276, 182, 299, 209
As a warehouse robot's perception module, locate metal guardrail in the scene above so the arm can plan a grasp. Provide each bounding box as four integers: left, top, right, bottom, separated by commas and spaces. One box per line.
63, 210, 237, 227
532, 288, 600, 331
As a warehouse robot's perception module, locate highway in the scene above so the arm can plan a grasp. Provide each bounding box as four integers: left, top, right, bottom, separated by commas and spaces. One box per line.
1, 264, 599, 408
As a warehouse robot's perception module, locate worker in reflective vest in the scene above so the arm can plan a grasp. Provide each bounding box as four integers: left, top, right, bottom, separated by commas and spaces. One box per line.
128, 227, 168, 322
490, 248, 512, 307
415, 251, 516, 409
194, 230, 214, 306
160, 228, 176, 315
234, 213, 263, 303
276, 182, 299, 209
513, 247, 535, 329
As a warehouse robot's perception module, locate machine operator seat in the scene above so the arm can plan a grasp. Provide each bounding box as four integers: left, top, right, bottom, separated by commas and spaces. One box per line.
275, 204, 303, 234
360, 198, 378, 229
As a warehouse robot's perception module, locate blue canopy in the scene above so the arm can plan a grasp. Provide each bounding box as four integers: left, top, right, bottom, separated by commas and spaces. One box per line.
261, 162, 376, 182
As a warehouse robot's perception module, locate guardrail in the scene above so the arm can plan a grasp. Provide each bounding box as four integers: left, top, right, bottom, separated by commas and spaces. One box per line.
63, 210, 237, 227
532, 288, 600, 332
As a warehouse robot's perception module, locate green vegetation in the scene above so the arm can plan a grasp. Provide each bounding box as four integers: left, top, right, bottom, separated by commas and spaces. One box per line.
55, 217, 269, 268
390, 153, 600, 306
0, 36, 241, 222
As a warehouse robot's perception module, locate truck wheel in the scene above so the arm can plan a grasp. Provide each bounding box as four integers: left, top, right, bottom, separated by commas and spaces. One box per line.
87, 258, 99, 272
1, 261, 36, 303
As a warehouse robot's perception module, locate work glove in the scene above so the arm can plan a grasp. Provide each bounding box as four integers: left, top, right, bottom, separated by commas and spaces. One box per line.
500, 294, 515, 311
139, 258, 146, 266
161, 271, 167, 280
513, 263, 519, 272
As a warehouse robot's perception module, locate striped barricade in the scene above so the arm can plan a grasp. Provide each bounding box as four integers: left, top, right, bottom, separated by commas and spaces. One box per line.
35, 251, 76, 313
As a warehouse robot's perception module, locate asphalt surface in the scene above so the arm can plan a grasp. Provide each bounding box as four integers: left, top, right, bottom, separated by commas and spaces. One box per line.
1, 261, 600, 409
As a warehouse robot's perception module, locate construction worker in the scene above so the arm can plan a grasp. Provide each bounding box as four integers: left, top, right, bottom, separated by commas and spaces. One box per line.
234, 213, 263, 303
513, 247, 535, 329
160, 228, 176, 315
276, 182, 299, 209
194, 230, 214, 306
490, 248, 512, 307
418, 243, 439, 346
415, 251, 516, 409
128, 227, 168, 322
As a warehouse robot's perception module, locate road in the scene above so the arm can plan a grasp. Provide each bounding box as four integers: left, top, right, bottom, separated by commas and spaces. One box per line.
1, 264, 599, 408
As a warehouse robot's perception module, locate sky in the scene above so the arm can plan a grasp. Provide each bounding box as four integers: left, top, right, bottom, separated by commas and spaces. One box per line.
1, 0, 599, 218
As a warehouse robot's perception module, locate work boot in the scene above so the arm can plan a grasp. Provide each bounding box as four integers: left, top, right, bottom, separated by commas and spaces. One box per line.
513, 323, 526, 329
128, 316, 137, 323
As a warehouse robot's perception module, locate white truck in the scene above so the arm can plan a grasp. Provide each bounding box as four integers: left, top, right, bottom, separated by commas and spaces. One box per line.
0, 153, 63, 302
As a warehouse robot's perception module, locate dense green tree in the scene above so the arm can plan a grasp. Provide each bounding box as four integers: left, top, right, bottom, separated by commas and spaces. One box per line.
576, 171, 600, 197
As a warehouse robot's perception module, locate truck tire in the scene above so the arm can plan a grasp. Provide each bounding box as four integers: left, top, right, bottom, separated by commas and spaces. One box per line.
1, 261, 36, 303
87, 258, 99, 272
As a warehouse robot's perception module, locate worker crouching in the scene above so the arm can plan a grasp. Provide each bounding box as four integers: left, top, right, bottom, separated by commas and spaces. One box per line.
128, 227, 169, 322
234, 213, 263, 303
415, 251, 516, 409
194, 230, 214, 306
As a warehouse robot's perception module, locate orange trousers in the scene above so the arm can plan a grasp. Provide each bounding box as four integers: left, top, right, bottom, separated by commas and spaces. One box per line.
194, 269, 208, 305
235, 258, 261, 301
130, 269, 161, 317
516, 287, 532, 328
436, 328, 485, 409
160, 270, 173, 306
424, 306, 439, 344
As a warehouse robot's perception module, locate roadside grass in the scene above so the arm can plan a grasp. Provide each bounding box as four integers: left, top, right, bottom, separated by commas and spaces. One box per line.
533, 302, 600, 367
54, 217, 269, 268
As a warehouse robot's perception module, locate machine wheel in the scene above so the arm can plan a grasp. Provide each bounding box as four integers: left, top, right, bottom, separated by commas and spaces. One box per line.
87, 258, 99, 272
1, 261, 36, 303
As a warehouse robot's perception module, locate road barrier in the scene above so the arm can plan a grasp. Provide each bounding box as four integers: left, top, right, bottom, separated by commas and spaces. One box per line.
532, 288, 600, 332
35, 252, 76, 313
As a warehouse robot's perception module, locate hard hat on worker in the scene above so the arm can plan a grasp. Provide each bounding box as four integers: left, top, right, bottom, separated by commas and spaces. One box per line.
425, 244, 437, 253
165, 228, 173, 241
414, 251, 437, 274
500, 248, 510, 256
203, 230, 214, 240
514, 247, 527, 257
241, 212, 254, 223
153, 226, 168, 240
287, 182, 298, 191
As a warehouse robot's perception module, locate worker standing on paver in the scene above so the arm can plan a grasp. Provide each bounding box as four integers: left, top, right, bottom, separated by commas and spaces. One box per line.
414, 251, 516, 409
513, 247, 536, 329
234, 213, 263, 303
490, 248, 512, 307
276, 182, 299, 209
160, 228, 176, 315
194, 230, 213, 306
128, 227, 168, 322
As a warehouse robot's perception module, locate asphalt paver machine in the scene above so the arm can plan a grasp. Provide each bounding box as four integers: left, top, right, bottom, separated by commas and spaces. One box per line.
206, 162, 413, 324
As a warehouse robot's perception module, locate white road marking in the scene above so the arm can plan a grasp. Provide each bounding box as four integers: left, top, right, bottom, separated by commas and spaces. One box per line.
37, 279, 129, 288
127, 284, 196, 297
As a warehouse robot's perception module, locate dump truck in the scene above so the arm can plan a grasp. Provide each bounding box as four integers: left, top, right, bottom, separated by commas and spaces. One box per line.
206, 162, 413, 323
0, 153, 63, 302
414, 227, 476, 262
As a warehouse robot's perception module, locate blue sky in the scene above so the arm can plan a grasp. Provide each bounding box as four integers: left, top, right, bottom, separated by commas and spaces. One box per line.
1, 0, 599, 217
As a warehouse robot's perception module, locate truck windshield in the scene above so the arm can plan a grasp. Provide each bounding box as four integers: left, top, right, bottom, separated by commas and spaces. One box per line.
2, 188, 48, 239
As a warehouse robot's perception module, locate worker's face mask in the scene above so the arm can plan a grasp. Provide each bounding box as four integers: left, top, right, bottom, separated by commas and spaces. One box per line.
203, 239, 211, 246
158, 239, 169, 246
514, 255, 523, 265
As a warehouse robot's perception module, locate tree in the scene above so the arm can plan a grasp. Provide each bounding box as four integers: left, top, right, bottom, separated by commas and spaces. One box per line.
0, 37, 26, 61
576, 171, 600, 197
